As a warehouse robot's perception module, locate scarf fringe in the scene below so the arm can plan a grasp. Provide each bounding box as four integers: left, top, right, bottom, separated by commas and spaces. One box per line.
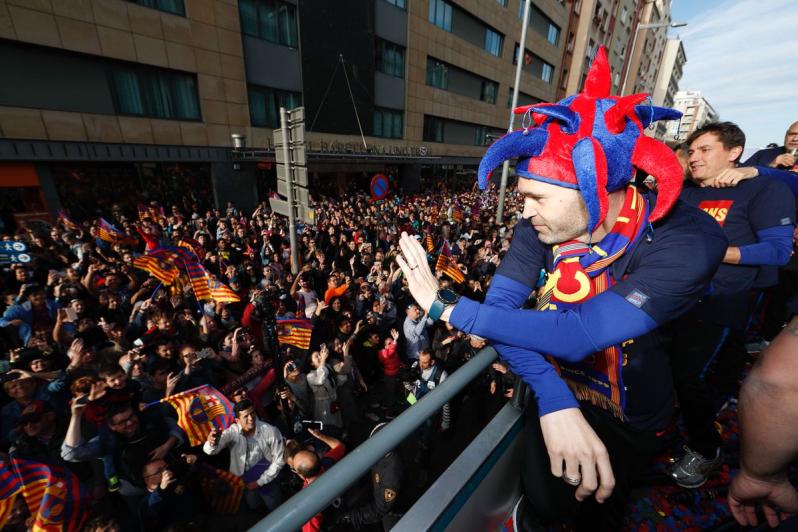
566, 380, 627, 421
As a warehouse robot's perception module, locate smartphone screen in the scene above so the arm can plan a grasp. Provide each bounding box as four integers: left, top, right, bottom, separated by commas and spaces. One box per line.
65, 308, 78, 322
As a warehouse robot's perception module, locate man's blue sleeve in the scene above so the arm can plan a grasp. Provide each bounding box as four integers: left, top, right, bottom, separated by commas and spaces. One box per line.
754, 166, 798, 195
451, 212, 727, 362
484, 275, 579, 415
481, 221, 579, 415
738, 226, 795, 266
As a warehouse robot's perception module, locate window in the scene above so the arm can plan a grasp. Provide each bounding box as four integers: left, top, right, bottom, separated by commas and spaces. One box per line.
620, 5, 628, 24
428, 0, 452, 31
496, 0, 508, 6
373, 108, 403, 139
481, 80, 498, 104
474, 125, 488, 146
541, 63, 553, 83
484, 28, 504, 57
423, 115, 444, 142
426, 58, 448, 89
519, 3, 560, 45
239, 0, 298, 48
248, 85, 301, 128
126, 0, 185, 16
547, 24, 559, 45
376, 39, 405, 78
110, 66, 200, 120
383, 0, 406, 8
507, 88, 544, 108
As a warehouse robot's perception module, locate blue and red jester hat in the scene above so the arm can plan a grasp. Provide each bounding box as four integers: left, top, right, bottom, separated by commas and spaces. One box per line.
478, 46, 685, 232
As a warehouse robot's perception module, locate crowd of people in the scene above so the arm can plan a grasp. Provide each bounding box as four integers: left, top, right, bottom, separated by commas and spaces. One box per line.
2, 53, 798, 529
0, 174, 523, 531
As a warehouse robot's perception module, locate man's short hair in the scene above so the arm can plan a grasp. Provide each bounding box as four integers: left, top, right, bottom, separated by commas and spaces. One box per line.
234, 399, 254, 418
106, 402, 134, 422
687, 121, 746, 156
98, 362, 125, 378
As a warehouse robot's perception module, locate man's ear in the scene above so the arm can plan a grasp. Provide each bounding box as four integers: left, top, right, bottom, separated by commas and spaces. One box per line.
729, 145, 743, 163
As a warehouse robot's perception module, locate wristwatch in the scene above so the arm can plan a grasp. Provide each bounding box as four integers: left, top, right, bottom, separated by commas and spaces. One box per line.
429, 288, 460, 322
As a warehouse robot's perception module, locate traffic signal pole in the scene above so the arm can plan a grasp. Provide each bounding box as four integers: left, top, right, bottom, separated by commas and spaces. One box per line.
280, 107, 299, 275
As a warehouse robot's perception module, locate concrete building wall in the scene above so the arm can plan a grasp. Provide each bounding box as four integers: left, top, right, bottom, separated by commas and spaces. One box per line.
0, 0, 248, 148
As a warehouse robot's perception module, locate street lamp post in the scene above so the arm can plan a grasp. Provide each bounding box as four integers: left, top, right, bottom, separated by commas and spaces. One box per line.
621, 21, 687, 95
496, 0, 532, 224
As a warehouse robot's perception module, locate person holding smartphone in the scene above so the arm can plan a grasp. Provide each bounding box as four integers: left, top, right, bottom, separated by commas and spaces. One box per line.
203, 399, 285, 511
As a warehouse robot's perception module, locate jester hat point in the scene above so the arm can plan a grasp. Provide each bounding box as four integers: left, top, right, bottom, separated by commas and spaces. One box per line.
478, 46, 683, 232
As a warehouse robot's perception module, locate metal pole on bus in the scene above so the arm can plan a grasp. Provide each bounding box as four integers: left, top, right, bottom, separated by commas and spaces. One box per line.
496, 0, 532, 223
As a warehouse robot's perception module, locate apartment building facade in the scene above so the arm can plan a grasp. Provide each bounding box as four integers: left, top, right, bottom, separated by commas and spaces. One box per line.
0, 0, 568, 221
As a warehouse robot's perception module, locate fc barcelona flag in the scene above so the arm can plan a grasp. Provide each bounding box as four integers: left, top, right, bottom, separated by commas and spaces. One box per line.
0, 457, 91, 531
198, 464, 244, 514
161, 385, 235, 447
276, 318, 313, 350
435, 242, 465, 284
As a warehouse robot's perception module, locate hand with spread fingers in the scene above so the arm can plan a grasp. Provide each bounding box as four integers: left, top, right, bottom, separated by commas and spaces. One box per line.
395, 232, 440, 314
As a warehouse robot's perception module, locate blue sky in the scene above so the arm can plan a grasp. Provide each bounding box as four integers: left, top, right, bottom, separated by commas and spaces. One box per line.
670, 0, 798, 152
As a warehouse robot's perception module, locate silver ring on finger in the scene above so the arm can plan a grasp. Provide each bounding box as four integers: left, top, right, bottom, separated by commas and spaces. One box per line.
563, 475, 581, 486
408, 263, 418, 270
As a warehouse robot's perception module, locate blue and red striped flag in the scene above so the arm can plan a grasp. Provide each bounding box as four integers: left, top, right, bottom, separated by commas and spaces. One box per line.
161, 385, 235, 447
276, 318, 313, 350
198, 464, 244, 513
0, 457, 91, 531
177, 237, 205, 259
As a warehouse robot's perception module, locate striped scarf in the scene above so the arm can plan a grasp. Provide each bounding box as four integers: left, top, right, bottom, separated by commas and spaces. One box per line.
537, 186, 649, 420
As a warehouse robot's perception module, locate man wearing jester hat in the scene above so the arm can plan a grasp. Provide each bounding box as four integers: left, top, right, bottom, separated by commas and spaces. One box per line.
395, 48, 728, 529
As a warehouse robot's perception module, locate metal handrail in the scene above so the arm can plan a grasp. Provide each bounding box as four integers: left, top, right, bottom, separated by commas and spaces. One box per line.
250, 346, 499, 531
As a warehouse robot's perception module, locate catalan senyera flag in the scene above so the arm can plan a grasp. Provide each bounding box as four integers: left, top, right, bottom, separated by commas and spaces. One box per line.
436, 241, 465, 284
424, 234, 435, 253
208, 274, 240, 303
161, 385, 235, 447
185, 262, 212, 300
198, 464, 244, 514
57, 211, 80, 231
276, 318, 313, 350
133, 255, 179, 285
1, 457, 91, 532
98, 218, 137, 246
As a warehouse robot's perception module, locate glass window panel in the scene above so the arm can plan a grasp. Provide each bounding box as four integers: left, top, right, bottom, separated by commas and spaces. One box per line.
239, 0, 258, 36
111, 70, 145, 116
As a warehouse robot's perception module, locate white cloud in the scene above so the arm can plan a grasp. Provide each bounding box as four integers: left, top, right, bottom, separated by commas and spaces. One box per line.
676, 0, 798, 149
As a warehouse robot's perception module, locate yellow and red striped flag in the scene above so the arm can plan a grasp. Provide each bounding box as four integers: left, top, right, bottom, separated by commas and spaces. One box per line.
199, 464, 244, 513
98, 218, 137, 246
276, 318, 313, 349
185, 262, 212, 300
132, 255, 179, 285
161, 385, 235, 447
208, 275, 240, 303
436, 241, 465, 284
424, 233, 435, 253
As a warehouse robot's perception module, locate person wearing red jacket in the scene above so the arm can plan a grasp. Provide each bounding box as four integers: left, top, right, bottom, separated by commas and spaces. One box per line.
378, 329, 401, 417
